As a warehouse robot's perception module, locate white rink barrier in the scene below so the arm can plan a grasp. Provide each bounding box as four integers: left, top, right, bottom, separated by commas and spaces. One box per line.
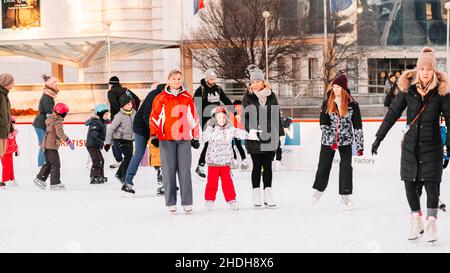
8, 120, 406, 171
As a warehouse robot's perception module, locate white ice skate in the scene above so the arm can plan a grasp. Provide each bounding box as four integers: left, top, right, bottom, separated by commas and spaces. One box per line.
7, 180, 18, 187
408, 212, 424, 241
50, 184, 66, 191
183, 205, 193, 215
312, 190, 324, 204
264, 187, 276, 208
253, 188, 263, 208
205, 200, 214, 210
340, 195, 353, 210
228, 200, 239, 211
33, 178, 46, 190
426, 216, 437, 243
240, 159, 249, 170
168, 205, 177, 213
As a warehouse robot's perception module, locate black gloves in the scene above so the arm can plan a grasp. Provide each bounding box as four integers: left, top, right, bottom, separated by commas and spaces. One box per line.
191, 139, 200, 149
444, 159, 449, 169
371, 138, 381, 155
151, 137, 160, 148
104, 144, 111, 152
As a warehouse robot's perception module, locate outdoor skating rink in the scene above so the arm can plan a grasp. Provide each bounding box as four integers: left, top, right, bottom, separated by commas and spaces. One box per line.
1, 166, 450, 253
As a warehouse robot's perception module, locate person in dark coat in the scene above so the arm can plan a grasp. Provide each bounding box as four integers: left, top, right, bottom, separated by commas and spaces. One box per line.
312, 74, 364, 210
243, 67, 284, 208
193, 69, 239, 179
107, 76, 141, 168
85, 104, 110, 184
384, 74, 400, 107
124, 83, 166, 192
32, 74, 59, 167
372, 47, 450, 243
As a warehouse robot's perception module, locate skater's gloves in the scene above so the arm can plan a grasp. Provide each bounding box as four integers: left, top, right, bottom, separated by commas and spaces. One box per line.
444, 159, 449, 169
248, 129, 262, 140
104, 144, 111, 152
150, 136, 159, 148
206, 118, 217, 128
357, 150, 363, 157
371, 138, 381, 155
66, 139, 75, 150
191, 139, 200, 149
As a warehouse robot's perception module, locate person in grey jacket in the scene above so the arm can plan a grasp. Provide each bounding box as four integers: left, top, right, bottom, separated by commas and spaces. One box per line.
104, 94, 136, 194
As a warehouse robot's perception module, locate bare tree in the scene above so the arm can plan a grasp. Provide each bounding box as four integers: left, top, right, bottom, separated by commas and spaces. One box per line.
189, 0, 304, 85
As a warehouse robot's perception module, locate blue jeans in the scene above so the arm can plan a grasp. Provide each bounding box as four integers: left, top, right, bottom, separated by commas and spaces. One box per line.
124, 133, 148, 185
34, 127, 46, 167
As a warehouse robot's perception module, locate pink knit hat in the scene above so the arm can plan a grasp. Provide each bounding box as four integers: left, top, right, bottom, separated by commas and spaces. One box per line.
42, 74, 58, 89
417, 47, 437, 71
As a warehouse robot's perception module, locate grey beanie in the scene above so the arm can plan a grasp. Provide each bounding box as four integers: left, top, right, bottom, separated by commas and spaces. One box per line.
249, 68, 265, 83
205, 69, 217, 81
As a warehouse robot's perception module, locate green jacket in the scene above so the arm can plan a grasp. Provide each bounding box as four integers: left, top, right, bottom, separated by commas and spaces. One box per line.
0, 86, 12, 139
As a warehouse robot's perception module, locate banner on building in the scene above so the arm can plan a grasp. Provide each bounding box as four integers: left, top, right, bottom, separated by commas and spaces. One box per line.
2, 0, 40, 29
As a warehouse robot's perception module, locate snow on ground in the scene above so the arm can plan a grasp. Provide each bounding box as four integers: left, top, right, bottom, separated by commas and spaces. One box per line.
1, 165, 450, 253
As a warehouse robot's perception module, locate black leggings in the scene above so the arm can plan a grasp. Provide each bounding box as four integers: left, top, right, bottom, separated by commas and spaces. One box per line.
405, 181, 439, 213
250, 152, 275, 189
232, 139, 246, 160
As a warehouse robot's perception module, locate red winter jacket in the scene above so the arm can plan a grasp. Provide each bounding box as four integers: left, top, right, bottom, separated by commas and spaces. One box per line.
150, 86, 200, 141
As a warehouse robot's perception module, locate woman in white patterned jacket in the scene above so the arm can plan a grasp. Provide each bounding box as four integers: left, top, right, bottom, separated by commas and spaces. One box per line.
311, 74, 364, 210
202, 106, 259, 211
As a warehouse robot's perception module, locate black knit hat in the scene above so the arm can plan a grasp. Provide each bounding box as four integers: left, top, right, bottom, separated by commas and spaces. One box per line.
109, 76, 120, 85
119, 94, 132, 107
331, 74, 350, 93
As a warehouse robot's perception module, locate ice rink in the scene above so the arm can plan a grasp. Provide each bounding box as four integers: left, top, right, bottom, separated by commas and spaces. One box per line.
1, 165, 450, 253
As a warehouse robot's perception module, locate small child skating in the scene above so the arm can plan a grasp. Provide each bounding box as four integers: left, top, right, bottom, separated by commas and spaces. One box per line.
202, 106, 259, 210
85, 104, 110, 184
104, 94, 136, 195
33, 103, 75, 190
0, 116, 19, 189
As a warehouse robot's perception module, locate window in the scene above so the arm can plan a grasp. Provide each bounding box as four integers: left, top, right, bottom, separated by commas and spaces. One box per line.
308, 58, 318, 80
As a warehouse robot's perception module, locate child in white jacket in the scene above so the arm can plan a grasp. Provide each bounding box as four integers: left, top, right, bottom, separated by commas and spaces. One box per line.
202, 106, 259, 210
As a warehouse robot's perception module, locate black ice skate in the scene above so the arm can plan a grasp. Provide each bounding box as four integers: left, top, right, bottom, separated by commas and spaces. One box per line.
90, 177, 105, 184
33, 178, 46, 190
121, 183, 135, 196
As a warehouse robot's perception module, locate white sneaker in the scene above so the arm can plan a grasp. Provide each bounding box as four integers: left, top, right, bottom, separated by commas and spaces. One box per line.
240, 159, 249, 170
408, 212, 424, 241
426, 216, 437, 243
205, 200, 214, 210
168, 205, 177, 213
312, 190, 323, 204
340, 195, 353, 210
183, 205, 193, 214
253, 188, 262, 208
228, 200, 239, 210
7, 180, 18, 187
273, 160, 283, 171
264, 187, 276, 208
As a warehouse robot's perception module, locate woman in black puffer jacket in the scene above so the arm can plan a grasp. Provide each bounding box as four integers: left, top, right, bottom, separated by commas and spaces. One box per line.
372, 47, 450, 243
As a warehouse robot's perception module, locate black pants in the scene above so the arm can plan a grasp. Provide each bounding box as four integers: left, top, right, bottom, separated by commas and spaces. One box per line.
87, 147, 104, 178
405, 180, 439, 212
232, 139, 246, 160
250, 152, 275, 189
37, 149, 61, 185
112, 139, 123, 163
417, 182, 441, 197
116, 139, 134, 180
313, 145, 353, 195
198, 141, 209, 166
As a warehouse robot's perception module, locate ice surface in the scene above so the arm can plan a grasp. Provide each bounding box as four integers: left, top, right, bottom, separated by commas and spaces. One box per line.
1, 166, 449, 253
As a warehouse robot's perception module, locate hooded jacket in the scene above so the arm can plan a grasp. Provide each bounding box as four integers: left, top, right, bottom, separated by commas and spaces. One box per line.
85, 115, 107, 149
42, 114, 69, 150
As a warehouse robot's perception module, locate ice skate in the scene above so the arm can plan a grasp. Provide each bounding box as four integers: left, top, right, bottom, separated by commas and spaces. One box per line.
7, 180, 18, 187
33, 178, 46, 190
253, 188, 262, 208
50, 184, 66, 191
426, 216, 437, 243
195, 165, 206, 179
439, 199, 446, 212
312, 190, 324, 204
228, 200, 239, 211
121, 184, 135, 197
408, 212, 424, 241
168, 205, 177, 213
340, 195, 353, 210
183, 205, 193, 215
157, 183, 164, 196
264, 187, 276, 208
156, 168, 163, 183
90, 177, 104, 184
101, 177, 108, 183
205, 200, 214, 210
231, 159, 239, 169
109, 162, 121, 169
240, 159, 249, 170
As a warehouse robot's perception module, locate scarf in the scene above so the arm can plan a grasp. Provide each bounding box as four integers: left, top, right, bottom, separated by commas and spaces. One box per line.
254, 88, 272, 106
167, 86, 183, 97
44, 86, 59, 98
120, 108, 133, 116
416, 73, 435, 97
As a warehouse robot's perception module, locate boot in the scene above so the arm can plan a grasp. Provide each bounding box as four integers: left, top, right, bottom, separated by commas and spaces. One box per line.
228, 200, 239, 211
183, 205, 193, 215
312, 190, 324, 204
340, 195, 353, 210
195, 165, 206, 179
168, 205, 177, 213
90, 177, 104, 184
408, 212, 424, 241
121, 184, 135, 195
7, 179, 18, 187
426, 216, 437, 243
33, 178, 46, 190
50, 183, 66, 191
240, 159, 249, 170
253, 188, 262, 208
264, 187, 276, 208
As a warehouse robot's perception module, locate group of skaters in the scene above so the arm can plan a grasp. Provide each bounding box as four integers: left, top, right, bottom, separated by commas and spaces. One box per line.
0, 46, 450, 243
